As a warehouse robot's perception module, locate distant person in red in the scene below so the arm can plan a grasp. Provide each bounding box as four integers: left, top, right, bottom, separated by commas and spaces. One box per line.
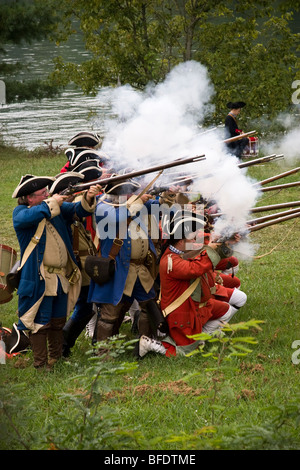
224, 101, 249, 159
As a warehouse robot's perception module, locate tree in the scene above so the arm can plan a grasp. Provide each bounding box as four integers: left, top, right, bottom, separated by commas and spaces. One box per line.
40, 0, 300, 127
0, 0, 61, 103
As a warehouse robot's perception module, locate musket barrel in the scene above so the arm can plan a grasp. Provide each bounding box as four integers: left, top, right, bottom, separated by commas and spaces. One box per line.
261, 181, 300, 192
223, 130, 256, 144
250, 200, 300, 213
64, 154, 206, 194
238, 154, 283, 169
247, 207, 300, 225
253, 167, 300, 187
249, 211, 300, 232
209, 200, 300, 219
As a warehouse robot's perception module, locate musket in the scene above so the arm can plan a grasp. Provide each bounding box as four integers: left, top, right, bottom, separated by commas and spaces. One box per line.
209, 200, 300, 218
165, 148, 276, 186
183, 210, 300, 260
61, 154, 206, 195
148, 185, 170, 195
260, 181, 300, 192
252, 167, 300, 187
238, 154, 283, 169
223, 130, 257, 144
250, 200, 300, 213
248, 211, 300, 233
246, 207, 300, 225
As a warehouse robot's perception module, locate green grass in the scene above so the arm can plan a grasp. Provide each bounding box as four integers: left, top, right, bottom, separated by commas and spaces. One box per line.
0, 144, 300, 450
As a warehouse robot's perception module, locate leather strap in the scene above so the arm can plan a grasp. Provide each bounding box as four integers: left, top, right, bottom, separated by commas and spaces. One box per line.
161, 277, 201, 317
19, 219, 46, 271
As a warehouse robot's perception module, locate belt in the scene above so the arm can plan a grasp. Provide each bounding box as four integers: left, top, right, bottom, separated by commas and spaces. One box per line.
130, 258, 146, 266
74, 249, 95, 257
44, 266, 66, 275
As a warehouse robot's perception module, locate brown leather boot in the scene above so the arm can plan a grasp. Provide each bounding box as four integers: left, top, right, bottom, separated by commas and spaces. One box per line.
29, 325, 49, 368
47, 317, 66, 366
96, 319, 116, 341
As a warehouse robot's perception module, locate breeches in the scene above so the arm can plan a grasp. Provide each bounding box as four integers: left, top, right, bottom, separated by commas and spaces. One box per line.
34, 278, 68, 326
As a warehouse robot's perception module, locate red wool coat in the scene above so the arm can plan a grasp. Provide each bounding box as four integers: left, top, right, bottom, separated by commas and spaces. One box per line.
160, 247, 220, 349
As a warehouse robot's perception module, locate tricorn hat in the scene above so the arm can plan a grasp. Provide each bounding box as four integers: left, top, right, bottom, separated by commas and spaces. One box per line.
104, 173, 141, 196
226, 101, 246, 109
68, 131, 102, 148
65, 146, 90, 160
73, 160, 103, 182
68, 149, 109, 170
162, 209, 204, 241
12, 174, 56, 198
49, 172, 84, 195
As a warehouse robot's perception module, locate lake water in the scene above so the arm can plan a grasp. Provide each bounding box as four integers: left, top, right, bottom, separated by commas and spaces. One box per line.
0, 37, 114, 150
1, 12, 300, 152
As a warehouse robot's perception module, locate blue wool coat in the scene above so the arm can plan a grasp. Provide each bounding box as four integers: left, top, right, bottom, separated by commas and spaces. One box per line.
13, 198, 93, 331
87, 199, 158, 306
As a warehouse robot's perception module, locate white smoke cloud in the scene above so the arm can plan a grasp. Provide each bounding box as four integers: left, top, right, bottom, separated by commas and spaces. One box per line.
101, 61, 214, 165
97, 60, 261, 257
264, 127, 300, 165
260, 113, 300, 165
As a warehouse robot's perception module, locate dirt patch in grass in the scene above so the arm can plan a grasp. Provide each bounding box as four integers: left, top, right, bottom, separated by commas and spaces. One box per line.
106, 379, 207, 400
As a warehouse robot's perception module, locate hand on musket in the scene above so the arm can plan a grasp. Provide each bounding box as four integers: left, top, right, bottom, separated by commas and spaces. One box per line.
140, 193, 154, 203
85, 184, 102, 205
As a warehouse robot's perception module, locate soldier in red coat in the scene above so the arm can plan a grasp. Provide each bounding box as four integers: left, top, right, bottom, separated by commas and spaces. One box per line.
136, 210, 247, 358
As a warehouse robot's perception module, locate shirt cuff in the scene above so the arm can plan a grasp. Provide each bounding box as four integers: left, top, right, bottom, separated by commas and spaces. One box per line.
44, 197, 61, 218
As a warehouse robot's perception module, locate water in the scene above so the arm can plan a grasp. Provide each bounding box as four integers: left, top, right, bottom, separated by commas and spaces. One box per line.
0, 37, 113, 150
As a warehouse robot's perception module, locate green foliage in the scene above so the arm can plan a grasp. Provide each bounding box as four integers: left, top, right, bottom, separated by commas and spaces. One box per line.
0, 0, 58, 103
0, 147, 300, 450
0, 336, 146, 450
41, 0, 300, 128
5, 79, 61, 103
0, 0, 56, 45
39, 336, 145, 450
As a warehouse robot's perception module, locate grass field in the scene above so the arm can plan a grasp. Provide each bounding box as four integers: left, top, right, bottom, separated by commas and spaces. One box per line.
0, 143, 300, 451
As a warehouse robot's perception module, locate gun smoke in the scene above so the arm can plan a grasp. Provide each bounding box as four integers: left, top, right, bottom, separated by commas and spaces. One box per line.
97, 61, 261, 259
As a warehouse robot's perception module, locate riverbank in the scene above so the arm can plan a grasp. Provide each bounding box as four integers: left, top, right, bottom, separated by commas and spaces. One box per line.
1, 144, 300, 450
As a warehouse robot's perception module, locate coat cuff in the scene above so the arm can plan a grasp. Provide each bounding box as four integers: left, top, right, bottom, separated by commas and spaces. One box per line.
82, 191, 97, 213
203, 246, 221, 268
44, 197, 61, 219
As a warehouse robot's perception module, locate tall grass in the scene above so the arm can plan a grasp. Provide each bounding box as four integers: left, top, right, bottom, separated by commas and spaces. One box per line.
0, 144, 300, 450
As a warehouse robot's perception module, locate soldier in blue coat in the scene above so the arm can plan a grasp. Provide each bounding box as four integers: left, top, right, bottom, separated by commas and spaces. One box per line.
12, 174, 100, 369
87, 179, 161, 342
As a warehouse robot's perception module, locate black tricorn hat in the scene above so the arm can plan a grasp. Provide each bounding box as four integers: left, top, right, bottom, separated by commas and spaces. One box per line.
68, 149, 110, 170
49, 172, 85, 195
65, 146, 90, 160
68, 131, 102, 148
162, 209, 204, 240
104, 173, 141, 196
227, 101, 246, 109
73, 160, 103, 182
12, 174, 56, 198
